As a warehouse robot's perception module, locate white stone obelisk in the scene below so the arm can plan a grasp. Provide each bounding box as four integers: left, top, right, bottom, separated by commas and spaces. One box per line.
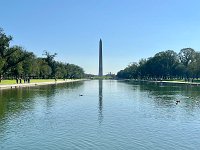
99, 39, 103, 76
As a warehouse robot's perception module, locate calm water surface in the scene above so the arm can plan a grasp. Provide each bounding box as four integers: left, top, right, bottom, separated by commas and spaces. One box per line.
0, 80, 200, 150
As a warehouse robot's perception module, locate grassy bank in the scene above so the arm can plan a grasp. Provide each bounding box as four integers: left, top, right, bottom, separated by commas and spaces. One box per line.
0, 79, 65, 85
122, 78, 200, 86
0, 79, 87, 90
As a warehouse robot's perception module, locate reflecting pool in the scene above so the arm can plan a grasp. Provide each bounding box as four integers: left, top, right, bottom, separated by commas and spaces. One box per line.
0, 80, 200, 149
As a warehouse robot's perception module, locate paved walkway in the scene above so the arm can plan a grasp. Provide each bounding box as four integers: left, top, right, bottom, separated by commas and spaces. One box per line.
0, 79, 86, 90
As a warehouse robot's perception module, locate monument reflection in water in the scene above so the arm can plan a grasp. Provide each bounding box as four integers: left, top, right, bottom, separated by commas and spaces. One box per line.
98, 79, 103, 123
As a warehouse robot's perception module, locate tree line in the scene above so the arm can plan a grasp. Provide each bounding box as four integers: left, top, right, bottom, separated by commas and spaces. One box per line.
0, 28, 84, 81
117, 48, 200, 80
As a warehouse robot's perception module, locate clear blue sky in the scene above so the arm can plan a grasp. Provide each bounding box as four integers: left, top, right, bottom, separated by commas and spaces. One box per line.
1, 0, 200, 74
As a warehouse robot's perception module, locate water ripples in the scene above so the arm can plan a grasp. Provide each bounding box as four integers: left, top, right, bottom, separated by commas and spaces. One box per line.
1, 80, 200, 149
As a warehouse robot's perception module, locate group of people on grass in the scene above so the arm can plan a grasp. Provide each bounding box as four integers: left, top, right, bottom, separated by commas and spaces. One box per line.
16, 77, 31, 84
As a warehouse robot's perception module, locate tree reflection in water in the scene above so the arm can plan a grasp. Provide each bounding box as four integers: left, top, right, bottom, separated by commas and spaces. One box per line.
0, 82, 83, 120
125, 80, 200, 113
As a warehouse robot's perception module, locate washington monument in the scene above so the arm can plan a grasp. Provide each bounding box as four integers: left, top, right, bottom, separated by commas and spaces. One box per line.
99, 39, 103, 76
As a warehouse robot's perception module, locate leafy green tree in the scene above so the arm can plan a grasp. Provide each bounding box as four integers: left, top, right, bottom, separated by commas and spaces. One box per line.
43, 51, 57, 77
0, 27, 85, 80
37, 58, 52, 78
179, 48, 195, 67
22, 52, 36, 76
188, 52, 200, 79
154, 50, 179, 78
137, 59, 148, 79
0, 28, 12, 81
0, 29, 32, 80
117, 49, 192, 80
2, 46, 32, 75
174, 64, 186, 79
117, 63, 138, 79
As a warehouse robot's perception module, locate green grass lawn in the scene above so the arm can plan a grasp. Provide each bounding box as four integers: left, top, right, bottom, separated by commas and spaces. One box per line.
0, 79, 64, 85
